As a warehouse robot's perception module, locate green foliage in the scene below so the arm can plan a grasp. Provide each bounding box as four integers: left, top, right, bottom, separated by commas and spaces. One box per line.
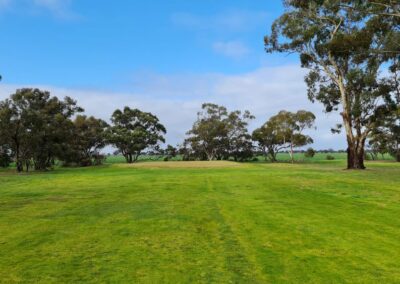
305, 147, 316, 158
266, 0, 399, 169
0, 161, 400, 282
107, 107, 166, 163
164, 144, 178, 161
184, 103, 254, 161
61, 115, 109, 167
0, 146, 11, 168
0, 88, 83, 172
253, 110, 315, 163
326, 155, 336, 160
369, 65, 400, 162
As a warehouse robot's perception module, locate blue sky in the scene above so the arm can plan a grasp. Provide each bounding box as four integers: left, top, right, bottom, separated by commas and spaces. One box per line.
0, 0, 345, 149
0, 0, 290, 89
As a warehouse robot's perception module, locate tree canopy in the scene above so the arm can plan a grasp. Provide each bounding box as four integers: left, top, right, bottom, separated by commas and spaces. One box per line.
253, 110, 315, 163
61, 115, 109, 166
184, 103, 254, 161
107, 107, 166, 163
265, 0, 399, 169
0, 88, 83, 172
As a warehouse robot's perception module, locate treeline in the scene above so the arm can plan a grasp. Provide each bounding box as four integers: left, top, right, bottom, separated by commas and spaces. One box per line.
0, 88, 398, 172
0, 90, 318, 171
181, 104, 316, 163
0, 89, 166, 172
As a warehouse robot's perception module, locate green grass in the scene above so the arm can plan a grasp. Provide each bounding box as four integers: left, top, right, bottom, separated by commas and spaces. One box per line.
1, 160, 400, 283
105, 152, 395, 164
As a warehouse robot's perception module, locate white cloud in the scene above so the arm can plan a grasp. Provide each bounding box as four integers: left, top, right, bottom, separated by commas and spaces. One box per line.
212, 41, 250, 59
0, 0, 11, 8
0, 65, 346, 150
0, 0, 77, 19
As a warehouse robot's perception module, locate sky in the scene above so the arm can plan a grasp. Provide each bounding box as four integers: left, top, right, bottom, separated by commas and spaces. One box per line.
0, 0, 346, 149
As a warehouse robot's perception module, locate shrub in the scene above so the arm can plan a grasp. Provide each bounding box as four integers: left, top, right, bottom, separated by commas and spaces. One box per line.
326, 155, 335, 160
304, 148, 316, 158
0, 147, 12, 168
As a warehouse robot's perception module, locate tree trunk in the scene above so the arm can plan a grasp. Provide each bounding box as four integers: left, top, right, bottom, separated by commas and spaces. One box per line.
341, 108, 367, 169
15, 139, 23, 172
268, 148, 277, 162
133, 152, 140, 163
16, 161, 23, 172
289, 143, 294, 164
347, 140, 366, 170
206, 151, 214, 161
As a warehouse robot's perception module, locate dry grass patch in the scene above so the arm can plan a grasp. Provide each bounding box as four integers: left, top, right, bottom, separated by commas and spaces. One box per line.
117, 160, 247, 169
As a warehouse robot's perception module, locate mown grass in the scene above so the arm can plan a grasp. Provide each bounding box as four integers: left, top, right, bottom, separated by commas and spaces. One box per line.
0, 160, 400, 283
105, 152, 395, 164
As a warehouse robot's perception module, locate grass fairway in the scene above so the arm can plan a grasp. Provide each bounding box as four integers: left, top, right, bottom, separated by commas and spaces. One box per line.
1, 161, 400, 283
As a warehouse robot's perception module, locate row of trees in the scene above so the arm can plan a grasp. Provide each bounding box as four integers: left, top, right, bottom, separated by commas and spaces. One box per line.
181, 103, 316, 163
0, 89, 319, 171
0, 89, 166, 172
0, 88, 398, 172
265, 0, 399, 169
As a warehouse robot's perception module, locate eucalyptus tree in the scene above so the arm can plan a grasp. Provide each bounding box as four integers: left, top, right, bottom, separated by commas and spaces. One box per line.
0, 88, 82, 172
368, 129, 390, 160
341, 1, 400, 19
184, 103, 254, 161
265, 0, 399, 169
107, 107, 166, 163
253, 110, 315, 163
369, 111, 400, 162
226, 109, 255, 161
185, 104, 229, 161
62, 115, 109, 166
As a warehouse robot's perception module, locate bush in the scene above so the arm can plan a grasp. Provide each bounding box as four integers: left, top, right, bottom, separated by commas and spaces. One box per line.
0, 148, 12, 168
326, 155, 335, 160
92, 154, 106, 166
304, 148, 316, 158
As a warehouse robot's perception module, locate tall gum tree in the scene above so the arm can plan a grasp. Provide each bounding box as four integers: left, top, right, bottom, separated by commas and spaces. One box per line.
107, 107, 166, 163
265, 0, 400, 169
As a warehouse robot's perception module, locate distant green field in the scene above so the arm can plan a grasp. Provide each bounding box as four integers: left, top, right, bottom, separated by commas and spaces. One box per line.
1, 160, 400, 283
105, 152, 394, 164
